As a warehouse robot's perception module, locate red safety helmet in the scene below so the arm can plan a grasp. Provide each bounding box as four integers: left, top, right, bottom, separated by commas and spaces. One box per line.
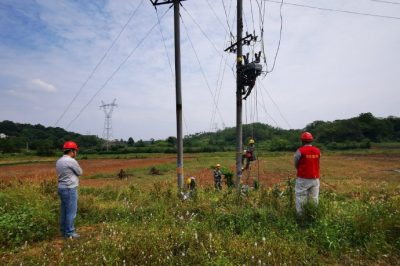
63, 141, 79, 151
300, 132, 313, 142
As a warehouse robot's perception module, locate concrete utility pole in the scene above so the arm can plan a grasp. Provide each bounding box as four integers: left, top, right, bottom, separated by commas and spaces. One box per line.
100, 99, 117, 151
236, 0, 244, 189
224, 0, 261, 189
150, 0, 186, 189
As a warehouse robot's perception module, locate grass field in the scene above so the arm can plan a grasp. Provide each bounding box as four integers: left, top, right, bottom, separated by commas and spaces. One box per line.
0, 148, 399, 265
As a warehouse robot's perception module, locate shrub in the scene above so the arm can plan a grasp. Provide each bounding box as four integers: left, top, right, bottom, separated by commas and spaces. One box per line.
0, 185, 58, 247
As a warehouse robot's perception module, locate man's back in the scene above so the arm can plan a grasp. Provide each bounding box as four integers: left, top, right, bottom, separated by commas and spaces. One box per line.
296, 145, 320, 179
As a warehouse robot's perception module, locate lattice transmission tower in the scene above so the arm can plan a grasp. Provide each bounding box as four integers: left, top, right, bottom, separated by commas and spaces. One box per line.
100, 99, 117, 151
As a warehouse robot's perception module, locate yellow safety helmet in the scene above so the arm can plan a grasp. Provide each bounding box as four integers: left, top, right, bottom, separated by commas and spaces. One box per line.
216, 163, 221, 167
186, 177, 192, 185
249, 139, 255, 144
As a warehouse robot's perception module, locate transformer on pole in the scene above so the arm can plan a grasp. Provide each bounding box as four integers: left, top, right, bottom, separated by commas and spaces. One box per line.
100, 99, 117, 151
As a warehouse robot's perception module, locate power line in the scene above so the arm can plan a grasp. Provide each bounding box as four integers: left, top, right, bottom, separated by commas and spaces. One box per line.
257, 0, 269, 71
180, 15, 226, 128
258, 81, 292, 128
210, 48, 226, 131
221, 0, 235, 39
66, 8, 170, 129
180, 5, 236, 77
249, 0, 256, 31
243, 4, 250, 33
156, 9, 174, 78
210, 6, 235, 131
264, 0, 400, 20
154, 7, 190, 134
210, 48, 229, 131
370, 0, 400, 5
205, 0, 229, 35
180, 5, 224, 58
257, 83, 280, 128
266, 0, 283, 74
54, 0, 145, 127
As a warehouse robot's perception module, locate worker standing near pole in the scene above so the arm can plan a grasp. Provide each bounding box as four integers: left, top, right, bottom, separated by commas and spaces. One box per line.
213, 164, 223, 190
56, 141, 82, 239
294, 132, 321, 215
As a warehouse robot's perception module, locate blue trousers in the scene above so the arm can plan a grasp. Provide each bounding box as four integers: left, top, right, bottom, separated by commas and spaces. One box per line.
58, 187, 78, 237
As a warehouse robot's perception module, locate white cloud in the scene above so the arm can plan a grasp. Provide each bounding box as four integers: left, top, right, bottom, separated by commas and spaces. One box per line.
31, 79, 57, 93
0, 0, 399, 139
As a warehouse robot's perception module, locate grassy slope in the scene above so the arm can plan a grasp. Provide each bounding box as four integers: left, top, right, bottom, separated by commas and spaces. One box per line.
1, 148, 399, 265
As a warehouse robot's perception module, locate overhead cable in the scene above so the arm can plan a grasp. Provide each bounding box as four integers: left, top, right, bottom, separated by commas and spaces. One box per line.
257, 83, 280, 128
370, 0, 400, 5
54, 0, 145, 127
180, 15, 226, 128
180, 5, 236, 76
266, 0, 284, 74
264, 0, 400, 20
66, 8, 170, 129
205, 0, 230, 35
221, 0, 235, 39
258, 82, 292, 128
154, 8, 189, 134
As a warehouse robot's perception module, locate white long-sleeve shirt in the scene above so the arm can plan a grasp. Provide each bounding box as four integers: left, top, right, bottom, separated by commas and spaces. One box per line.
56, 155, 82, 188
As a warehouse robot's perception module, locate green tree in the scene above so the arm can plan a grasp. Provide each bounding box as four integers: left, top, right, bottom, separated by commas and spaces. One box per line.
127, 137, 134, 146
36, 140, 55, 156
166, 136, 177, 147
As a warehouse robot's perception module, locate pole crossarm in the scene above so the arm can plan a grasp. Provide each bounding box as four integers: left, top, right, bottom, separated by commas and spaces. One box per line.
150, 0, 186, 6
224, 32, 258, 53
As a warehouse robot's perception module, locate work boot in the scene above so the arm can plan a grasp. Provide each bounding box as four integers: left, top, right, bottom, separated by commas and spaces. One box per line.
65, 233, 80, 239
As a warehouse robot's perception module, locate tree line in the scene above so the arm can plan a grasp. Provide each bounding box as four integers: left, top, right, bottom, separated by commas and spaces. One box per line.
0, 113, 399, 155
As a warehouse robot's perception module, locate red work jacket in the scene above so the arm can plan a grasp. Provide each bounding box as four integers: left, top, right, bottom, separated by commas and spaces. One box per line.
297, 145, 321, 179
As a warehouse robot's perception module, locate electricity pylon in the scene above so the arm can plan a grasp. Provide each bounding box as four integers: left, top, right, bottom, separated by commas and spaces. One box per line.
100, 99, 117, 151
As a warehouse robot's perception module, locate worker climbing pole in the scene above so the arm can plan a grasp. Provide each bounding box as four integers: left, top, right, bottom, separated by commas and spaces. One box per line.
225, 0, 263, 189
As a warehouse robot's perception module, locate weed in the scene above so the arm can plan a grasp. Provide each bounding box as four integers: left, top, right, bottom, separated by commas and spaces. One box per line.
0, 184, 58, 248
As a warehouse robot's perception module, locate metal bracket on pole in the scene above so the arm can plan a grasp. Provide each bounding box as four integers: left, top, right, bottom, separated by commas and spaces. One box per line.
150, 0, 186, 6
224, 32, 258, 53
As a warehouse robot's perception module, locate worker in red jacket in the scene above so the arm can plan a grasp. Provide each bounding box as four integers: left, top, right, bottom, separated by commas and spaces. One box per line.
294, 132, 321, 215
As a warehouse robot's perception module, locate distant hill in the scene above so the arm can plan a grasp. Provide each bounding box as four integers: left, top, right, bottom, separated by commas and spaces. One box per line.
184, 113, 400, 152
0, 120, 101, 155
306, 112, 400, 143
0, 113, 399, 154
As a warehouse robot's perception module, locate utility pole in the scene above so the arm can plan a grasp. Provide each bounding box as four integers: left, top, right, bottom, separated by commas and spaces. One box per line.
224, 0, 262, 189
235, 0, 244, 189
100, 99, 117, 151
150, 0, 186, 189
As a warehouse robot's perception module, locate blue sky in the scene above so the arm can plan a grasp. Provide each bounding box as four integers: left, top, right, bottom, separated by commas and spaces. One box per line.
0, 0, 399, 140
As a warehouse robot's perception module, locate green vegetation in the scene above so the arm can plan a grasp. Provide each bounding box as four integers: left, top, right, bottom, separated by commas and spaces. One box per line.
0, 180, 58, 247
1, 148, 400, 264
1, 113, 399, 155
0, 120, 101, 155
1, 177, 399, 265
